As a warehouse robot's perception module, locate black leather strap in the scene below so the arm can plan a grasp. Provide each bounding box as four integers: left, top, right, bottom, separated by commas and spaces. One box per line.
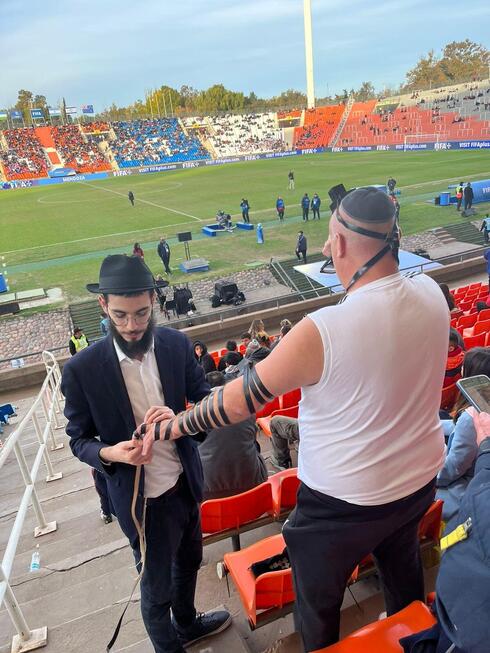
217, 387, 231, 424
251, 366, 274, 400
192, 401, 207, 432
154, 422, 160, 441
186, 410, 200, 434
345, 244, 392, 292
206, 393, 220, 428
164, 420, 173, 441
177, 413, 186, 437
242, 365, 256, 413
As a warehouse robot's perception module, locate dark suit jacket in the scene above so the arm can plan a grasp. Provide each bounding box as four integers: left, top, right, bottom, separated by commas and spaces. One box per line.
61, 327, 210, 548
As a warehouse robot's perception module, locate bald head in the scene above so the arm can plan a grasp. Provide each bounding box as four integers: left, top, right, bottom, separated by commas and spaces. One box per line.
324, 187, 398, 291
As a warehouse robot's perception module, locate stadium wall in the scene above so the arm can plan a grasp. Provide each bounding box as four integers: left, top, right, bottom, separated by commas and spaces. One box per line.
2, 140, 490, 190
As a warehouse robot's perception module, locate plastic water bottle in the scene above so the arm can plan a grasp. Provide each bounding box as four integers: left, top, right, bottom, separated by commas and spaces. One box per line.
30, 546, 40, 572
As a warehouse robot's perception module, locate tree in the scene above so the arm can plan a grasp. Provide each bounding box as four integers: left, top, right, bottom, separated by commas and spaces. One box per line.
15, 89, 34, 124
352, 81, 376, 102
405, 40, 489, 89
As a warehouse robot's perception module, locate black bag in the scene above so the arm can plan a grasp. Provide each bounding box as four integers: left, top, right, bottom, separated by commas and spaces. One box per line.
249, 548, 290, 578
210, 294, 221, 308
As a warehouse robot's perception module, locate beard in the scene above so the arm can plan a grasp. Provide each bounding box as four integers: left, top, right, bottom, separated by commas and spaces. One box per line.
109, 315, 155, 358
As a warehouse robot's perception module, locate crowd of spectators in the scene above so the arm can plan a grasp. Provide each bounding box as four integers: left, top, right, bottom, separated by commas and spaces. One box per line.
0, 128, 49, 179
81, 121, 110, 133
111, 118, 209, 167
207, 112, 285, 157
51, 125, 110, 172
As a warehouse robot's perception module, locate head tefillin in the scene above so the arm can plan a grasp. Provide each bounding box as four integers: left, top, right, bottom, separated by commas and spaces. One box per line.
328, 185, 399, 291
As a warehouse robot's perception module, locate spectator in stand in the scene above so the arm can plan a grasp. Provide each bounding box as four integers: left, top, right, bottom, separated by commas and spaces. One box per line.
311, 193, 321, 220
218, 341, 243, 371
246, 337, 271, 364
455, 182, 464, 212
128, 191, 135, 206
439, 283, 456, 312
133, 243, 144, 259
157, 236, 172, 275
296, 231, 307, 264
480, 214, 490, 244
249, 319, 265, 340
193, 340, 216, 374
463, 182, 474, 212
436, 348, 490, 529
270, 415, 299, 470
301, 193, 310, 221
198, 371, 267, 500
288, 170, 295, 190
241, 332, 252, 350
272, 319, 293, 350
276, 197, 285, 221
240, 199, 250, 224
443, 329, 465, 389
69, 327, 89, 356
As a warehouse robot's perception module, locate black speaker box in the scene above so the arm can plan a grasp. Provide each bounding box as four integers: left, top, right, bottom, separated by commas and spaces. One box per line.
177, 231, 192, 242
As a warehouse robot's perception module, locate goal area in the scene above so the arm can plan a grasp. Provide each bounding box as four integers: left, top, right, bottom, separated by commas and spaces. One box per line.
402, 133, 448, 150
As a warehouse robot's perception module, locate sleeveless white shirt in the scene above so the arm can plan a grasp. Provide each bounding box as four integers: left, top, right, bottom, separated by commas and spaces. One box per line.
298, 272, 448, 505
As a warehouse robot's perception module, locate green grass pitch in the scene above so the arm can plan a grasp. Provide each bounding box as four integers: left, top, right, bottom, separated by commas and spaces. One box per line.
1, 149, 490, 302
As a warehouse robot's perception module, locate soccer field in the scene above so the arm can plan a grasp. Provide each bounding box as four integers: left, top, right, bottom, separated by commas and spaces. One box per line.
2, 149, 490, 301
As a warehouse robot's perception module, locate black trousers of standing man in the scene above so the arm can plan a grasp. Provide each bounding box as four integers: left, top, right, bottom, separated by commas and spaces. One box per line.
302, 207, 309, 221
160, 257, 171, 275
136, 475, 202, 653
296, 249, 307, 264
283, 478, 435, 652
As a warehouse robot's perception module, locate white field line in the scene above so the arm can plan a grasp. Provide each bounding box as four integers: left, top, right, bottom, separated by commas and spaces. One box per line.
0, 219, 200, 255
36, 180, 184, 205
401, 171, 490, 191
79, 181, 202, 222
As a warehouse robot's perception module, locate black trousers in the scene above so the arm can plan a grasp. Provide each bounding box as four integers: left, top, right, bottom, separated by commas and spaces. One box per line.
278, 209, 284, 220
296, 249, 307, 264
302, 208, 309, 221
92, 469, 112, 515
242, 210, 250, 223
160, 257, 171, 274
312, 208, 320, 220
283, 478, 435, 652
136, 476, 202, 653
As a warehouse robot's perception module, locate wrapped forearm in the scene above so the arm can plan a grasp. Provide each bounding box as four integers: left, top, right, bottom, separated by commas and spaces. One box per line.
158, 365, 275, 441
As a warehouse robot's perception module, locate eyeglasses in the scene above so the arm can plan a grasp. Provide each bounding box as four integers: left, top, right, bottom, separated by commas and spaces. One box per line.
107, 307, 152, 327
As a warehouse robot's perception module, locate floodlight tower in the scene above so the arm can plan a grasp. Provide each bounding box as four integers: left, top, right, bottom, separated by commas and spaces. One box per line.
303, 0, 316, 108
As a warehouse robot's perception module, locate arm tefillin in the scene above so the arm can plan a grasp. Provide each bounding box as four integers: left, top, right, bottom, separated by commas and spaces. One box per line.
154, 365, 275, 441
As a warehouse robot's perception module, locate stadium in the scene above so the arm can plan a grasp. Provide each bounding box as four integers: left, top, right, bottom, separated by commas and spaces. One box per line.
1, 3, 490, 653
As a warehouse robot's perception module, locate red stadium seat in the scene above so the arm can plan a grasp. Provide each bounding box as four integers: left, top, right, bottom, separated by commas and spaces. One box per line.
440, 384, 458, 411
464, 333, 486, 350
458, 313, 478, 329
268, 468, 300, 518
256, 405, 299, 437
313, 602, 436, 653
255, 397, 281, 419
477, 309, 490, 321
201, 482, 274, 548
280, 388, 301, 409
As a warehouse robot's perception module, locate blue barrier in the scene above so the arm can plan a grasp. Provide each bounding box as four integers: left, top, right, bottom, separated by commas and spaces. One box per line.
236, 222, 254, 230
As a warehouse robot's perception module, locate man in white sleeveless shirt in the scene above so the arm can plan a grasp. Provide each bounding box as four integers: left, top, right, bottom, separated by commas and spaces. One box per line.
139, 187, 449, 652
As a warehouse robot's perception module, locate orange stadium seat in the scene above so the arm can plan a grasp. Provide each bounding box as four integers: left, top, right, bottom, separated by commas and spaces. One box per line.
268, 468, 300, 518
463, 333, 486, 350
458, 313, 477, 329
256, 405, 299, 437
417, 499, 443, 543
313, 601, 436, 653
477, 309, 490, 321
201, 482, 274, 549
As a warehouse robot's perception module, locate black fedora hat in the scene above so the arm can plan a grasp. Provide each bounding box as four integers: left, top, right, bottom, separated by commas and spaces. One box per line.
87, 255, 156, 294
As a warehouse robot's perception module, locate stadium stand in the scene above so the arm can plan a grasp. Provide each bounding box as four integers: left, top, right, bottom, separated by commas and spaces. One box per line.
338, 80, 490, 147
81, 121, 110, 134
51, 124, 111, 172
206, 112, 286, 157
110, 117, 210, 167
0, 127, 49, 179
293, 105, 344, 149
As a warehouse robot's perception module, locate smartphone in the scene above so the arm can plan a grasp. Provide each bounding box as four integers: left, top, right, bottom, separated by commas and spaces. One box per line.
456, 375, 490, 413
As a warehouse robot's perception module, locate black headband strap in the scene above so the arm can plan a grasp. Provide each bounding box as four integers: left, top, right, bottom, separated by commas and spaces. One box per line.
336, 213, 391, 241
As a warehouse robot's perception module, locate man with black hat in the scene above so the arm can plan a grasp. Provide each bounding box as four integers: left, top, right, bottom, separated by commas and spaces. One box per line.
157, 236, 171, 275
61, 255, 230, 653
135, 187, 449, 652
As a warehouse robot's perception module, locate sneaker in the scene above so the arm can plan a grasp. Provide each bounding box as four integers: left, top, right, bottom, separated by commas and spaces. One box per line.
100, 510, 112, 524
174, 610, 231, 647
269, 456, 292, 471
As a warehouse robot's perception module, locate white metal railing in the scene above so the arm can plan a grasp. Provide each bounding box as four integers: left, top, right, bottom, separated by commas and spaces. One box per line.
0, 351, 65, 652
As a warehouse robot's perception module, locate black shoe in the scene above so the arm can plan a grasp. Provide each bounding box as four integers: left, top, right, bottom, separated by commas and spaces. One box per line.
100, 510, 112, 524
174, 610, 231, 648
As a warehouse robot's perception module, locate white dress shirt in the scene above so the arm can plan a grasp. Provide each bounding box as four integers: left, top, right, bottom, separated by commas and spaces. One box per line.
114, 339, 182, 498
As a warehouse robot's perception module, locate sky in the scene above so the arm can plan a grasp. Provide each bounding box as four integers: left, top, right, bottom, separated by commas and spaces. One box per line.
1, 0, 489, 111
